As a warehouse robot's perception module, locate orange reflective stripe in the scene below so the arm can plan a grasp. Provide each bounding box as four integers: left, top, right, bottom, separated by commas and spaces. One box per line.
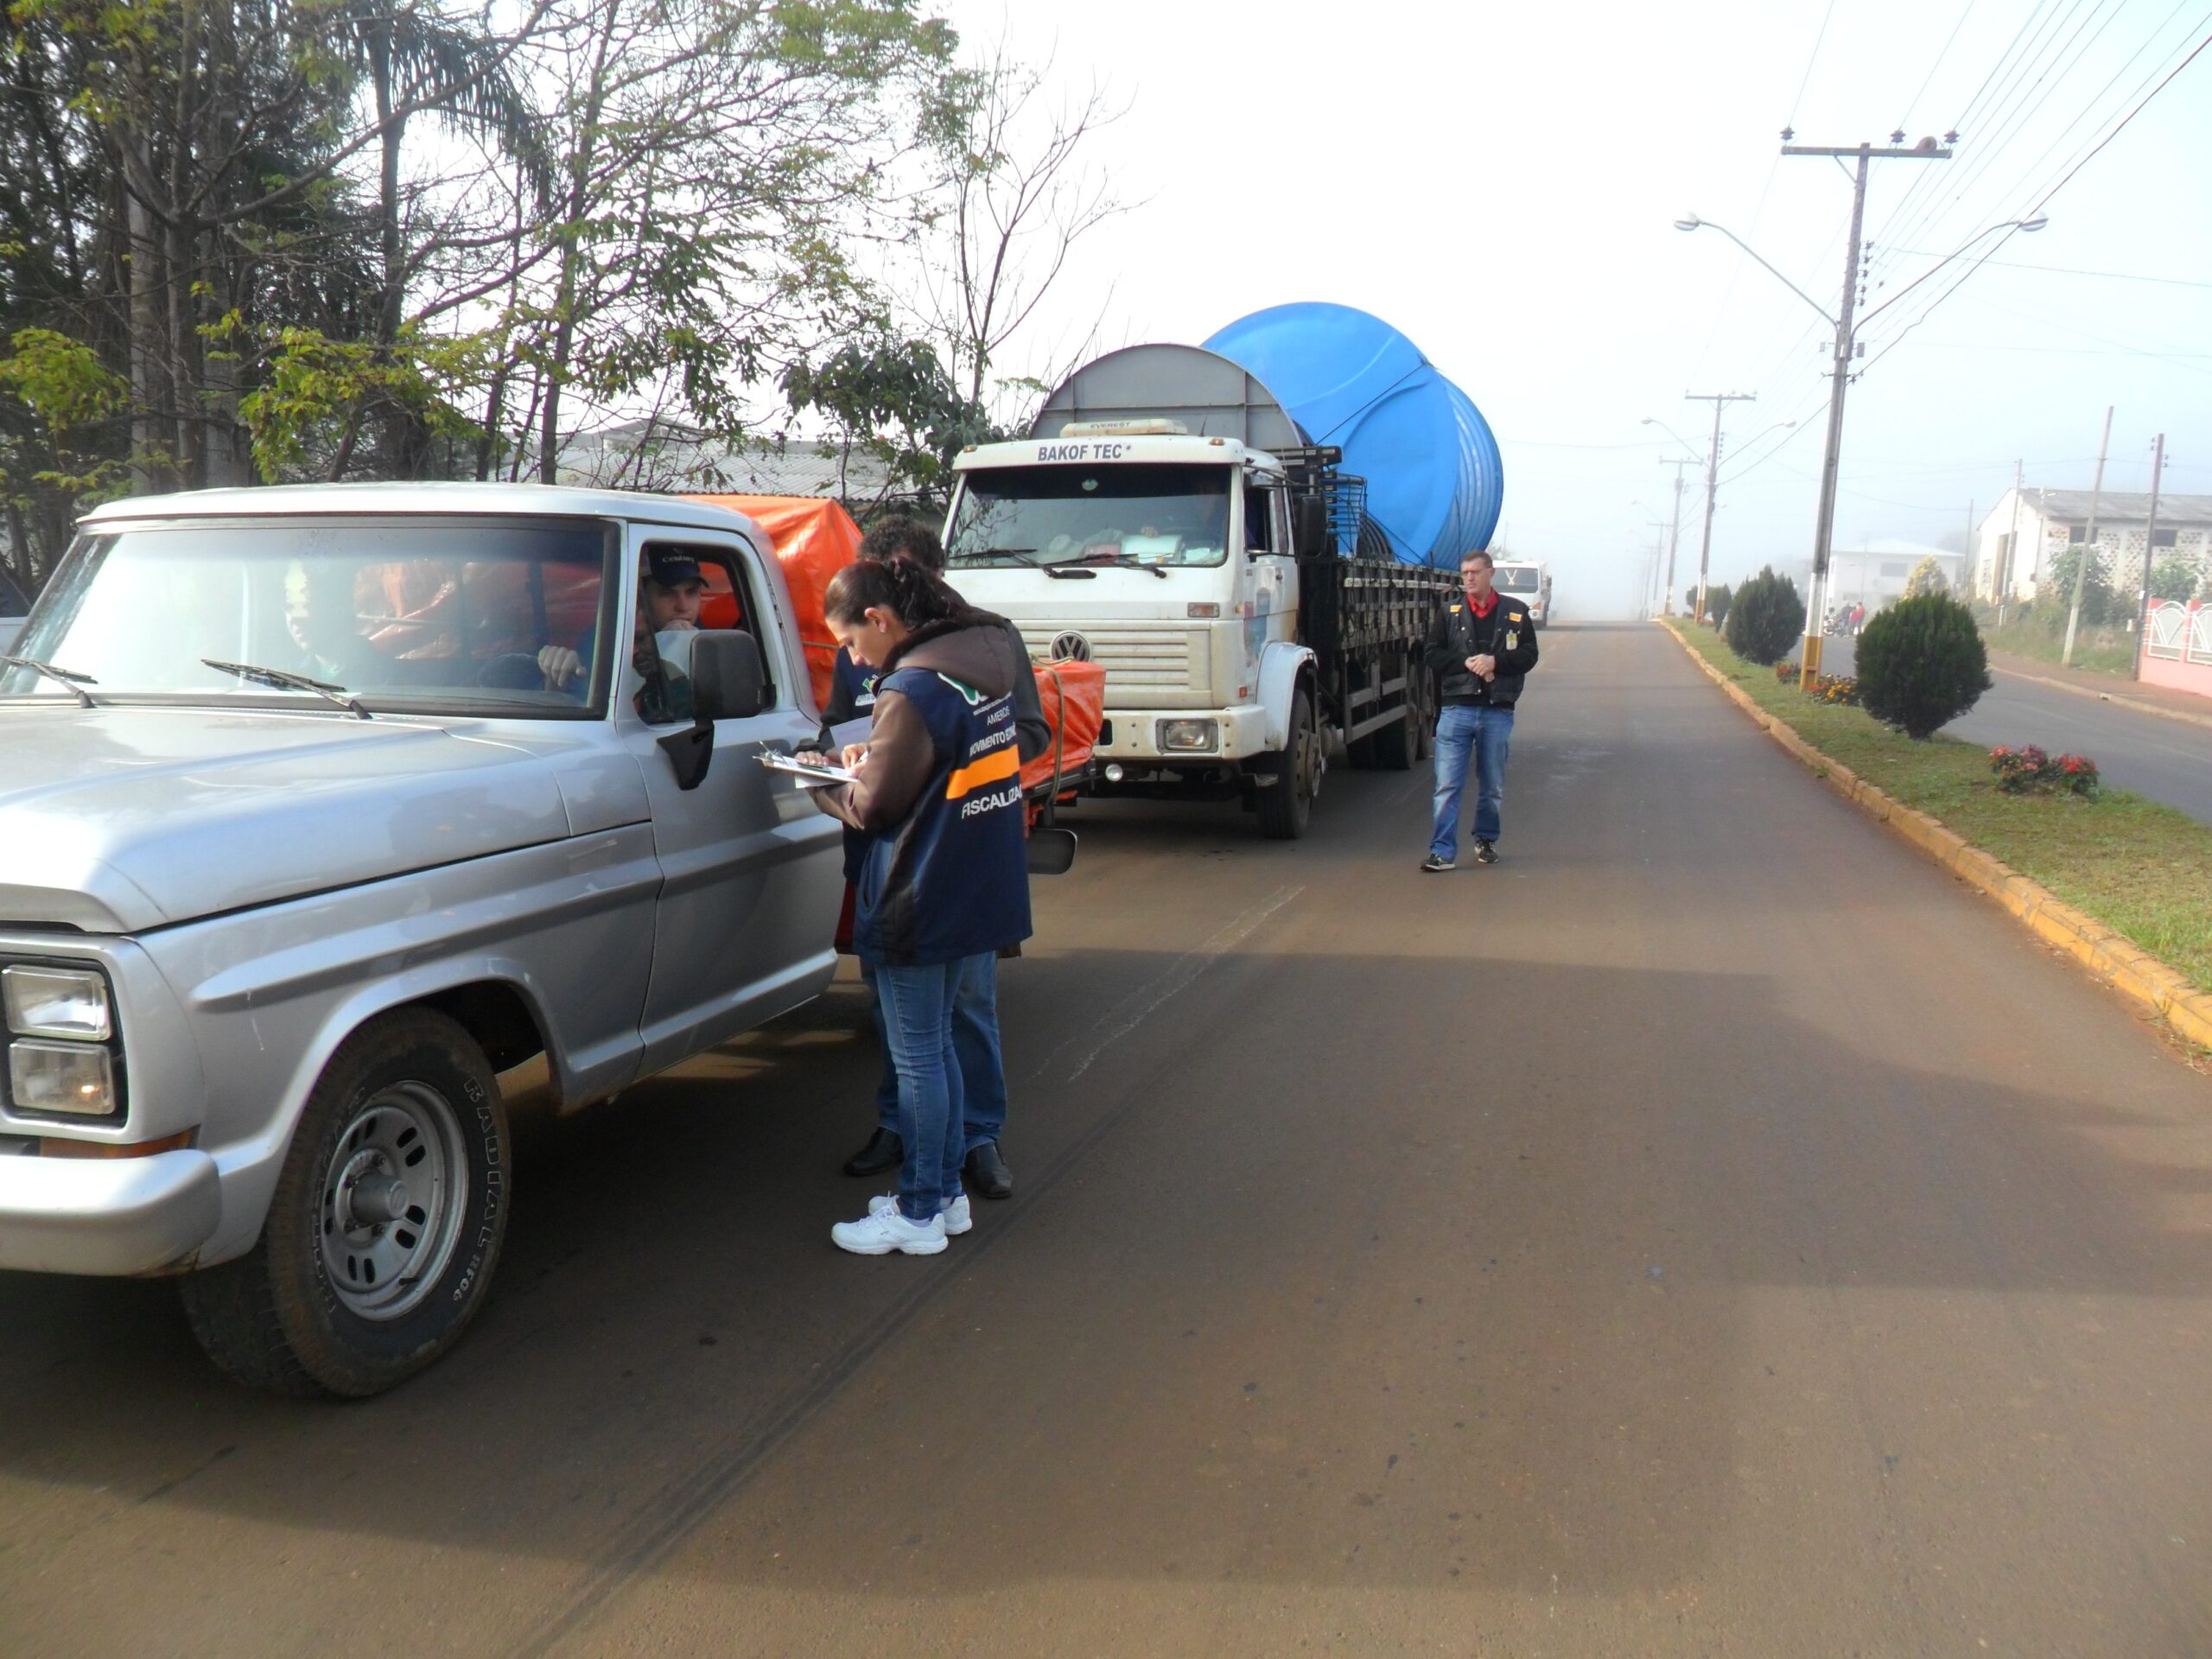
945, 742, 1021, 800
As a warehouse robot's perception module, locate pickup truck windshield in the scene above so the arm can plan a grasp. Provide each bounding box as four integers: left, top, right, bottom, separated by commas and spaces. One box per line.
947, 465, 1232, 570
0, 518, 616, 715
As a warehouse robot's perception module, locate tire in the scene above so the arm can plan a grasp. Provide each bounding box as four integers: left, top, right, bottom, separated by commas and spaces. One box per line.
1409, 669, 1434, 763
180, 1008, 511, 1398
1370, 666, 1417, 772
1255, 688, 1319, 840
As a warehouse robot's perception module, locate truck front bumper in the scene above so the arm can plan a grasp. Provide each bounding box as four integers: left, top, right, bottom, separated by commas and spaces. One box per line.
0, 1148, 220, 1275
1095, 705, 1270, 766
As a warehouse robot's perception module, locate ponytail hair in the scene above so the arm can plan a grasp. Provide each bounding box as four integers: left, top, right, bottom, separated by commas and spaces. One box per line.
823, 556, 969, 631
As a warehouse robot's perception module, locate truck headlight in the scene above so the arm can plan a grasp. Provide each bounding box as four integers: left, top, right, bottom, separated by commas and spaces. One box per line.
1159, 719, 1218, 753
8, 1040, 118, 1116
3, 965, 114, 1040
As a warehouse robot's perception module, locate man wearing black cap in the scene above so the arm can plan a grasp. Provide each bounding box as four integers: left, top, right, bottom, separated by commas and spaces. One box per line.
538, 546, 709, 705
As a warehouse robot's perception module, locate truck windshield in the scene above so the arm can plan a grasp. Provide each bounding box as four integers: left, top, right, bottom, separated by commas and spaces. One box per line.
947, 465, 1232, 570
1493, 564, 1540, 592
1, 518, 617, 717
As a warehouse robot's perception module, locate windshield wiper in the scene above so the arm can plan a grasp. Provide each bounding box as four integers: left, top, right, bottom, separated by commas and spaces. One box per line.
1076, 553, 1170, 579
1, 655, 99, 709
961, 547, 1084, 581
202, 658, 371, 720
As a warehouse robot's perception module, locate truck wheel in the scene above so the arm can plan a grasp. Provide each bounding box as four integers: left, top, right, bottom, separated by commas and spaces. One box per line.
1370, 684, 1418, 771
1410, 673, 1434, 763
1256, 689, 1319, 840
179, 1009, 510, 1398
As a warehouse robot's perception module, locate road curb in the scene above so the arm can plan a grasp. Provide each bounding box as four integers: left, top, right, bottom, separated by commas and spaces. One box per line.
1660, 621, 2212, 1052
1988, 660, 2212, 735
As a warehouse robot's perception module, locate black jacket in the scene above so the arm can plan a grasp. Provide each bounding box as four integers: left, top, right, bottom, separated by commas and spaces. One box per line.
1423, 593, 1538, 708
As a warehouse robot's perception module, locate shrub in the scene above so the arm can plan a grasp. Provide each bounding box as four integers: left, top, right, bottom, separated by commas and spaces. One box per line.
1857, 591, 1991, 739
2150, 557, 2199, 603
2038, 548, 2115, 626
1904, 556, 1949, 598
1706, 582, 1732, 629
1723, 565, 1806, 665
1990, 744, 2099, 798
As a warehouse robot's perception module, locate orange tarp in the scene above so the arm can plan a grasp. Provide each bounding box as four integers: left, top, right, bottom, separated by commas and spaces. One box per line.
1023, 659, 1104, 795
687, 493, 862, 709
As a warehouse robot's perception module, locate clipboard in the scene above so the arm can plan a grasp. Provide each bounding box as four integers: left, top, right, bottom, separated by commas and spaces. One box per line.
758, 751, 859, 788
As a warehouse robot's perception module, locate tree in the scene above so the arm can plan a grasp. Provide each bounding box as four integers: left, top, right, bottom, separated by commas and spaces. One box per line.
2039, 547, 2113, 628
780, 334, 991, 506
1706, 582, 1732, 629
905, 37, 1132, 431
1857, 592, 1991, 740
1904, 556, 1948, 598
2149, 556, 2199, 603
1723, 566, 1805, 665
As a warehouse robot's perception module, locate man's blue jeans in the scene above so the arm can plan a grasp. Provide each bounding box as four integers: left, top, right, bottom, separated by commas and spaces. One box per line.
866, 954, 1006, 1154
1429, 703, 1515, 860
872, 957, 977, 1223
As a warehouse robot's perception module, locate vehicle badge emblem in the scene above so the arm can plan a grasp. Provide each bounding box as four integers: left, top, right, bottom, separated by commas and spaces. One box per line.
1050, 632, 1091, 663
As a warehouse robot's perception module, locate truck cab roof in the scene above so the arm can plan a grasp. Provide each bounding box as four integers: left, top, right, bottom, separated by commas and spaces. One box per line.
955, 435, 1286, 479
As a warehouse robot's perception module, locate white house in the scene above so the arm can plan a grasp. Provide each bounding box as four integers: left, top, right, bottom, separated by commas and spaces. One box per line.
1798, 539, 1963, 615
1973, 486, 2212, 604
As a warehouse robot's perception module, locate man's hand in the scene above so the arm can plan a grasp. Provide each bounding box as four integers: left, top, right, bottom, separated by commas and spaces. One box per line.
537, 645, 583, 689
839, 741, 869, 772
1470, 652, 1497, 681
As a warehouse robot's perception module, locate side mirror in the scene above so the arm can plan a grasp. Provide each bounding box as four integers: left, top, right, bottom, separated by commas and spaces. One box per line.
1026, 826, 1077, 876
690, 631, 766, 721
1292, 496, 1328, 559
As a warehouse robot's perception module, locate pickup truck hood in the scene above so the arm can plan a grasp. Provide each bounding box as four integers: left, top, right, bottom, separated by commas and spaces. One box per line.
0, 707, 580, 932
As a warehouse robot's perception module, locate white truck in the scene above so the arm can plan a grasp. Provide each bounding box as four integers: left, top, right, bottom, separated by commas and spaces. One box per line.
943, 344, 1456, 839
1493, 558, 1552, 628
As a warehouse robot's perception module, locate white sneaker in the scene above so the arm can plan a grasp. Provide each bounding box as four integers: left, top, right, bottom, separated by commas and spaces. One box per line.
831, 1205, 948, 1255
869, 1190, 972, 1236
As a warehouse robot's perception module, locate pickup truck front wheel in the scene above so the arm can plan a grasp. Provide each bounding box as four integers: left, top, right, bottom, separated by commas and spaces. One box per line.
180, 1009, 510, 1397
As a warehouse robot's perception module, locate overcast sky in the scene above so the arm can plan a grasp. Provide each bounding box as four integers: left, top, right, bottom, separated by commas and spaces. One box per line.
927, 0, 2212, 617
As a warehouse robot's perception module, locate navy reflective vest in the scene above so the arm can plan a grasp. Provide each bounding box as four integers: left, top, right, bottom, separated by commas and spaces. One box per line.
853, 667, 1033, 967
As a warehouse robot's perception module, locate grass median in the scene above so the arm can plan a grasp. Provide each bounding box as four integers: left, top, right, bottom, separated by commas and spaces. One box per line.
1665, 619, 2212, 995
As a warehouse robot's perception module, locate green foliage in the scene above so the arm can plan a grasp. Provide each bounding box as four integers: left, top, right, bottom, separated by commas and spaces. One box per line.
1706, 582, 1732, 628
1856, 591, 1991, 740
1722, 565, 1805, 665
1904, 555, 1948, 598
238, 325, 490, 481
780, 335, 995, 499
2038, 547, 2114, 626
2149, 557, 2199, 602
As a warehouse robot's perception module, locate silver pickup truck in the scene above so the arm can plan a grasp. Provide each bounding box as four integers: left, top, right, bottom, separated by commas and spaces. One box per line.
0, 485, 845, 1395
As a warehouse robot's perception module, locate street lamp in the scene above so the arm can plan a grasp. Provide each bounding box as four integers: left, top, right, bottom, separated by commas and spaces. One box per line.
1677, 211, 2050, 682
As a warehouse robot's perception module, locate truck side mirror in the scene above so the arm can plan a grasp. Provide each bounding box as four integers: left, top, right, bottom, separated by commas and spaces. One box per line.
690, 631, 766, 721
1292, 497, 1328, 559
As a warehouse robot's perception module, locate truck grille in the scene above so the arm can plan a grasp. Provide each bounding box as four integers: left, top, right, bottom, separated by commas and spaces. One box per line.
1025, 626, 1207, 704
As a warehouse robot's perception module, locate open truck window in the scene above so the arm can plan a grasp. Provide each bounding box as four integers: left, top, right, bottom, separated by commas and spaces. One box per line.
948, 465, 1233, 570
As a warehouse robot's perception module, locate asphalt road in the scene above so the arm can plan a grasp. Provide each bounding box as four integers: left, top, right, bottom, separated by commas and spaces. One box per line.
7, 622, 2212, 1657
1824, 633, 2212, 824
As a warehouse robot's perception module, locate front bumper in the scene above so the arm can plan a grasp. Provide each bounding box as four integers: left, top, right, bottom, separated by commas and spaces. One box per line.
0, 1148, 220, 1275
1094, 705, 1270, 765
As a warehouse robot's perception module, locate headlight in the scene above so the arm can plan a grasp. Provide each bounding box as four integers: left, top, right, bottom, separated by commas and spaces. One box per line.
9, 1040, 118, 1116
1158, 718, 1218, 753
3, 965, 113, 1040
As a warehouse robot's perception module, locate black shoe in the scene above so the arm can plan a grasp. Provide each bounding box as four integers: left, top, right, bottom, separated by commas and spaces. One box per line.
1474, 840, 1498, 865
964, 1140, 1014, 1199
1420, 853, 1456, 873
843, 1127, 903, 1177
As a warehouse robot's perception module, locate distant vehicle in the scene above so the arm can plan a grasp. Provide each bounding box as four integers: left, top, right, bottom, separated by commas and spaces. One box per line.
0, 568, 28, 656
1492, 559, 1551, 627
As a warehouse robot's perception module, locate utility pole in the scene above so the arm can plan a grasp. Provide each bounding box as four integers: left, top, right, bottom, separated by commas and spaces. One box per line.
2063, 406, 2113, 669
2132, 433, 2168, 682
1687, 391, 1753, 623
1660, 456, 1694, 615
1963, 499, 1974, 596
1783, 135, 1952, 684
1996, 461, 2023, 627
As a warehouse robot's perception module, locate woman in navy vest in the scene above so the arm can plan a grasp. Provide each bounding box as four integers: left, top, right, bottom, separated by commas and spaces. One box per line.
811, 560, 1033, 1255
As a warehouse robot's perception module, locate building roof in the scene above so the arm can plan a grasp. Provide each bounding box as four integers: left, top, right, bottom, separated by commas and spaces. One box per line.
2023, 488, 2212, 526
554, 421, 894, 500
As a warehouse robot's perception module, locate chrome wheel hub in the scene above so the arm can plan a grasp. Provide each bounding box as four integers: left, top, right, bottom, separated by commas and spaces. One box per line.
318, 1083, 466, 1321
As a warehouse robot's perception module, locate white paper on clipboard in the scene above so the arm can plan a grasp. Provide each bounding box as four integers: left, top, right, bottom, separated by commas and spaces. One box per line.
759, 752, 860, 789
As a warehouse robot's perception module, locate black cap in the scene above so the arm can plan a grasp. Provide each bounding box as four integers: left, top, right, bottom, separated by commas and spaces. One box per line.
647, 548, 704, 588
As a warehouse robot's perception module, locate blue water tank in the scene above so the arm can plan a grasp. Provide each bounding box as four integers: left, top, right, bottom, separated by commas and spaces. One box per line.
1203, 303, 1503, 567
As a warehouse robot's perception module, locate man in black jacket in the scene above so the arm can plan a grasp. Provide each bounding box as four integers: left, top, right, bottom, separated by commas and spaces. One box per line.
1421, 550, 1538, 871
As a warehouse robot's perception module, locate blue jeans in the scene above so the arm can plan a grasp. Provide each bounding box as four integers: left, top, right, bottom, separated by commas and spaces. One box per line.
1429, 703, 1515, 859
867, 955, 1006, 1153
872, 958, 976, 1223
